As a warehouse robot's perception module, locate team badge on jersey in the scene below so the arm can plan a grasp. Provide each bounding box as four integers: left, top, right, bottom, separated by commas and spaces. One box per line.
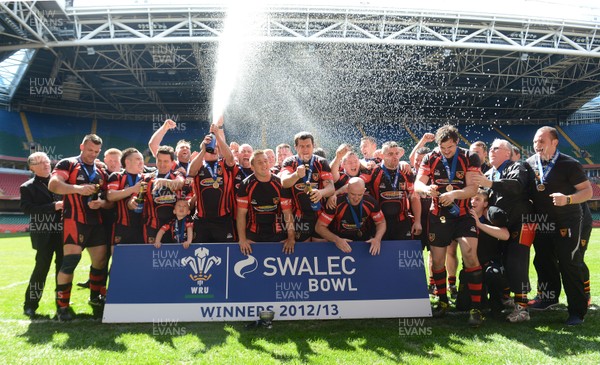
560, 229, 568, 237
456, 171, 465, 179
428, 233, 435, 242
79, 234, 85, 244
581, 239, 587, 247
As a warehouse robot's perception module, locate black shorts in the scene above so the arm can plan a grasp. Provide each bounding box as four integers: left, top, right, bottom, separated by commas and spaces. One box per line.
427, 214, 478, 247
383, 216, 413, 240
144, 225, 159, 244
194, 216, 236, 243
63, 219, 106, 248
113, 223, 144, 245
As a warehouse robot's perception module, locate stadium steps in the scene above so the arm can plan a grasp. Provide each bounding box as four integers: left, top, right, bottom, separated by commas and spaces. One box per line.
0, 214, 28, 233
0, 172, 29, 200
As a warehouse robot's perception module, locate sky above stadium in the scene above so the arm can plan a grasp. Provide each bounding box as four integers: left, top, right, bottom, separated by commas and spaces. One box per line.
71, 0, 600, 23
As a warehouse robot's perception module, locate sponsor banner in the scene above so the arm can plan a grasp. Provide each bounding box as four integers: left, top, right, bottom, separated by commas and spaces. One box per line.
104, 240, 431, 323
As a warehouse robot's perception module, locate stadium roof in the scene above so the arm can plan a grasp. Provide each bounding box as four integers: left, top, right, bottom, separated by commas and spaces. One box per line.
0, 0, 599, 126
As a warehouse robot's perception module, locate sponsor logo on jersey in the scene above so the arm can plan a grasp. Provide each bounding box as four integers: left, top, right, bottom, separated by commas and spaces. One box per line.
380, 191, 402, 200
200, 177, 220, 187
254, 204, 278, 212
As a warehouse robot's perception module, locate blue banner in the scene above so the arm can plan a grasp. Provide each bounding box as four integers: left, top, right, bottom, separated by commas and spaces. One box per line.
103, 240, 432, 322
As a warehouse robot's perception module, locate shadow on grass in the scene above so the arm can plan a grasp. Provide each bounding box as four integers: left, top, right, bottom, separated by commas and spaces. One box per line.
231, 304, 599, 363
16, 304, 599, 361
18, 313, 231, 353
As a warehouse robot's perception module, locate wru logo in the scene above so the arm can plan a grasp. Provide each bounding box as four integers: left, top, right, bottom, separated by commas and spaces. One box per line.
181, 247, 221, 284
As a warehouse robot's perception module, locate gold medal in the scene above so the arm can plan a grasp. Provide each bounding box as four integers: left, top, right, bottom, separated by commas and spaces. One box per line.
440, 216, 446, 224
213, 181, 219, 189
446, 184, 453, 192
537, 184, 545, 192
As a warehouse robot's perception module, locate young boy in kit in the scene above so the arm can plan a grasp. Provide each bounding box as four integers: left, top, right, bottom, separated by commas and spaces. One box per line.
154, 199, 193, 249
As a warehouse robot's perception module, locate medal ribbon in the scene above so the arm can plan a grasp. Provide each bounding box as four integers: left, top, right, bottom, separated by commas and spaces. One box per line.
346, 196, 363, 232
155, 170, 171, 179
126, 173, 140, 187
205, 161, 218, 183
381, 164, 400, 190
297, 155, 316, 184
535, 149, 560, 186
174, 217, 186, 243
78, 157, 98, 183
441, 147, 459, 186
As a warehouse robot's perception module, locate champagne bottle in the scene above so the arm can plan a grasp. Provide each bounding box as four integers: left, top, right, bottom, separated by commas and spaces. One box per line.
134, 182, 147, 213
88, 184, 100, 202
445, 201, 461, 217
305, 183, 321, 211
431, 184, 459, 217
205, 133, 216, 154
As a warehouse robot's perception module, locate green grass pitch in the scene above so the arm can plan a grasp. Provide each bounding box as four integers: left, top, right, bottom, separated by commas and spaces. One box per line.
0, 230, 599, 364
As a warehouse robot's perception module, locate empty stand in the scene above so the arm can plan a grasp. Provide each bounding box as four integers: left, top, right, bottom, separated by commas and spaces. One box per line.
0, 172, 30, 200
0, 213, 29, 233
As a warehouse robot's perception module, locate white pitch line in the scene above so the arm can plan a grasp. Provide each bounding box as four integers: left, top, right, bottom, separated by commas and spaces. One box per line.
0, 280, 28, 290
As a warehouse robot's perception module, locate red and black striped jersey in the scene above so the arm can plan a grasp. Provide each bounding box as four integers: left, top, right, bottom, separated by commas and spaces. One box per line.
232, 164, 254, 214
281, 154, 333, 217
360, 164, 414, 221
141, 170, 184, 229
107, 171, 143, 227
171, 160, 192, 177
159, 216, 194, 243
236, 174, 293, 236
193, 159, 236, 218
333, 168, 369, 191
52, 156, 108, 225
318, 193, 384, 240
418, 147, 481, 216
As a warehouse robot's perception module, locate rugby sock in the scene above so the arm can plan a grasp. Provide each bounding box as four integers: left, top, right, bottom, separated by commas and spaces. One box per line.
56, 283, 72, 308
584, 280, 590, 296
89, 266, 107, 299
448, 275, 457, 287
465, 266, 483, 310
432, 267, 448, 303
515, 293, 528, 307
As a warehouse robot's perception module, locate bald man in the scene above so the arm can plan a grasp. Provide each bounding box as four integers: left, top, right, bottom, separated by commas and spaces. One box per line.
316, 177, 386, 255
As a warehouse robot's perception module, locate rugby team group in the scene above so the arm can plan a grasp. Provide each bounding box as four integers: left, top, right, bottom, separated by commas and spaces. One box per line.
20, 119, 593, 327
